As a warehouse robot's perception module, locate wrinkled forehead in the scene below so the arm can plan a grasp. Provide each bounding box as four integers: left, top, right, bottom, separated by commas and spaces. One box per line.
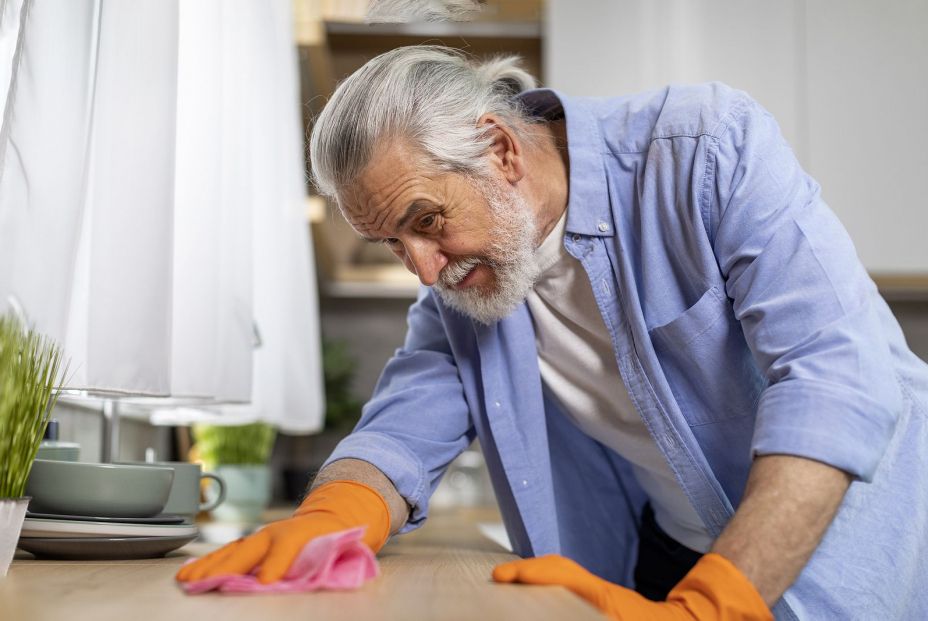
334, 138, 440, 235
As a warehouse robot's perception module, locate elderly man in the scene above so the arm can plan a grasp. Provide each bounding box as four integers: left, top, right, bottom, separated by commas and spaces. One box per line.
178, 46, 928, 620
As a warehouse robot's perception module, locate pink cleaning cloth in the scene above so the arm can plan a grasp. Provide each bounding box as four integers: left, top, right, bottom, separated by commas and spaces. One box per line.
180, 526, 379, 595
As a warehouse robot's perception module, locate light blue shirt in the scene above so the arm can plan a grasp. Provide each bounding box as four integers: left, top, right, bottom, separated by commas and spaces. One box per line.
323, 83, 928, 620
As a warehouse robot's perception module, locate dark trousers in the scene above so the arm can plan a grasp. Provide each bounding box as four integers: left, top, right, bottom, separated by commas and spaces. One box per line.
633, 503, 704, 601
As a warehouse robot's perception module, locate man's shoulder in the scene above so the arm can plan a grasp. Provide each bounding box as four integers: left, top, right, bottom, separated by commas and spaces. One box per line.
573, 82, 755, 153
649, 82, 753, 141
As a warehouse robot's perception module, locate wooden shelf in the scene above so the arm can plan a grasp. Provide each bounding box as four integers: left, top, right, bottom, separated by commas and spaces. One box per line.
305, 196, 326, 223
318, 270, 928, 302
872, 273, 928, 302
324, 264, 419, 299
325, 19, 541, 39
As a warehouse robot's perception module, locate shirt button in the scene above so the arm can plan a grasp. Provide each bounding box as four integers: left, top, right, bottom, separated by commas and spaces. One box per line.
521, 480, 528, 487
571, 233, 581, 243
598, 222, 609, 232
494, 401, 501, 408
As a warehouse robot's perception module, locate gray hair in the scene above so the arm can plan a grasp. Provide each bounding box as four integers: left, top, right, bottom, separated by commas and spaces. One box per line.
365, 0, 484, 22
309, 45, 538, 198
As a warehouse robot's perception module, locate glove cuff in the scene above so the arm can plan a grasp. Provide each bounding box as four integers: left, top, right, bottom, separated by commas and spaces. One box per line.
295, 480, 392, 552
668, 552, 773, 621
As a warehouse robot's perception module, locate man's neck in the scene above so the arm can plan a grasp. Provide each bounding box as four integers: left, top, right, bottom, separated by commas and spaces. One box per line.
527, 118, 570, 247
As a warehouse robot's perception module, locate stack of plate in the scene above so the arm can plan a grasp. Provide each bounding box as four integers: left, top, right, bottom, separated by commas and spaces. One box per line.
18, 512, 198, 560
34, 420, 80, 462
18, 460, 198, 560
34, 444, 80, 462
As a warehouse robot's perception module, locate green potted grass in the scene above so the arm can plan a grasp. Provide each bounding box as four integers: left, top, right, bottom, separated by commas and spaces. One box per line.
0, 314, 64, 576
193, 422, 276, 523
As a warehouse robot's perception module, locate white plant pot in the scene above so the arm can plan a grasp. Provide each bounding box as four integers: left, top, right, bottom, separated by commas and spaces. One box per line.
207, 465, 271, 524
0, 498, 29, 577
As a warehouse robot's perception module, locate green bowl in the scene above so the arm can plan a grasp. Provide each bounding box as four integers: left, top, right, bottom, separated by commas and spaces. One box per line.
25, 460, 174, 518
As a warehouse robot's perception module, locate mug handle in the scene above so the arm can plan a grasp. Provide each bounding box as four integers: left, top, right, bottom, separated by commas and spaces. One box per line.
199, 472, 227, 512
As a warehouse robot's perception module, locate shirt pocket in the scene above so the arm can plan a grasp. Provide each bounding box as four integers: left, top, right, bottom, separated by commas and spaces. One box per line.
647, 286, 765, 426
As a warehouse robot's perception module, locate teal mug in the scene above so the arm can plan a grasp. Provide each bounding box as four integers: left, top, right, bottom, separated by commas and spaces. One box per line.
127, 461, 225, 523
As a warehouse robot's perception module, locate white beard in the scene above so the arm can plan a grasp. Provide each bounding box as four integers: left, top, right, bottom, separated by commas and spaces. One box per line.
433, 177, 540, 325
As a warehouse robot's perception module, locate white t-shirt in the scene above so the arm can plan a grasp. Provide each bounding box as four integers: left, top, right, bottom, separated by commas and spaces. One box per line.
525, 210, 713, 553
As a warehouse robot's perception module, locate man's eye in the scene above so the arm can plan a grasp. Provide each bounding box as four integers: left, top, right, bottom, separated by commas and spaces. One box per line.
419, 214, 438, 229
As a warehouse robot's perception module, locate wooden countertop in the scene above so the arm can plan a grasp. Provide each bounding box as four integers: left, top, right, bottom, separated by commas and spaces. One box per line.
1, 506, 604, 621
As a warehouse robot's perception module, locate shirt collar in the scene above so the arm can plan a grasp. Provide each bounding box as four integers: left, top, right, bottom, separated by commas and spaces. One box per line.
517, 88, 613, 238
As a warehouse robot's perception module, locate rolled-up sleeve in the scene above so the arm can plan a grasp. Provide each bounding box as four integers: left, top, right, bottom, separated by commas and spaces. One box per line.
322, 288, 475, 533
705, 94, 902, 482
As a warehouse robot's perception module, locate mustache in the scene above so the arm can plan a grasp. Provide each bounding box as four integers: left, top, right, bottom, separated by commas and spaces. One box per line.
439, 257, 482, 287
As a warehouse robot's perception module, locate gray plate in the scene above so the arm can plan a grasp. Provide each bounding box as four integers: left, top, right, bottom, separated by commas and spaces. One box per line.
17, 534, 197, 560
25, 511, 185, 525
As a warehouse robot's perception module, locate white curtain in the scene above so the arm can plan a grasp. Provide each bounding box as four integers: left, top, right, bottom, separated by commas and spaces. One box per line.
0, 0, 28, 112
0, 0, 99, 368
150, 0, 325, 432
0, 0, 324, 433
79, 0, 181, 396
171, 0, 253, 402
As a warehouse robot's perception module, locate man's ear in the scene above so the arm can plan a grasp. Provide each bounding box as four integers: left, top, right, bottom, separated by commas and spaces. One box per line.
477, 114, 525, 184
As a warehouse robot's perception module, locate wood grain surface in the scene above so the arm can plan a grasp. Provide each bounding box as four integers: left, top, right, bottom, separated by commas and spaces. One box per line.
1, 507, 604, 621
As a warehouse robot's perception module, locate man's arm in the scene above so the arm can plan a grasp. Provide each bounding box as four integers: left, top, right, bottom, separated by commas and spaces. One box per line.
711, 454, 852, 606
310, 458, 410, 535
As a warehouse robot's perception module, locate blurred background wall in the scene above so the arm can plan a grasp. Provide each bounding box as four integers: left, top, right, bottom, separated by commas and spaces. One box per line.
546, 0, 928, 275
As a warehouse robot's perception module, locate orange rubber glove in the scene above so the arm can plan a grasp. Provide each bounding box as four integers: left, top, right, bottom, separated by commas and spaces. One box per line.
493, 552, 772, 621
175, 480, 391, 584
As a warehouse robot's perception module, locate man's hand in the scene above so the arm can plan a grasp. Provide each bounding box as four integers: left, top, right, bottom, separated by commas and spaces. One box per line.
175, 480, 391, 584
494, 454, 851, 619
493, 552, 771, 621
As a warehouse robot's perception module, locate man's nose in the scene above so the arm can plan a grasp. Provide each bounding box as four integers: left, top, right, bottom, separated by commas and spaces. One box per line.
402, 239, 447, 286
